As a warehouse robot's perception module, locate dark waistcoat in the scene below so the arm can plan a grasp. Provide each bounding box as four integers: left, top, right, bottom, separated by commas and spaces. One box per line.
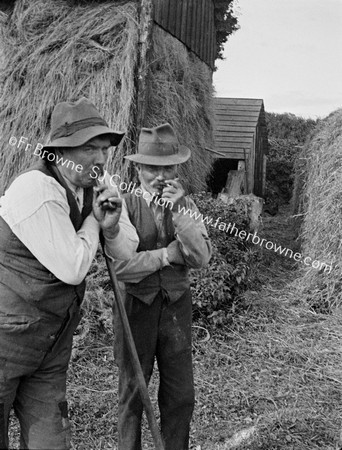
124, 193, 190, 305
0, 160, 93, 319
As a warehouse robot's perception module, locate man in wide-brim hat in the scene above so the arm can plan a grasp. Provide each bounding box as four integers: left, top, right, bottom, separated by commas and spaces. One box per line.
106, 123, 212, 449
0, 97, 126, 449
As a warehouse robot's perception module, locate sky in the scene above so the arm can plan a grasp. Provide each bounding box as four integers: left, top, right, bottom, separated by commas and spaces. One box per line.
213, 0, 342, 119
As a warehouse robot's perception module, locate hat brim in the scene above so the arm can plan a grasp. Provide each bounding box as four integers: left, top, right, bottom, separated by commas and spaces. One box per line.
43, 125, 125, 149
124, 145, 191, 165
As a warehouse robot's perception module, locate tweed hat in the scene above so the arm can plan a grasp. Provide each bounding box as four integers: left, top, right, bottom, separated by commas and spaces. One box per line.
43, 97, 125, 149
124, 123, 191, 165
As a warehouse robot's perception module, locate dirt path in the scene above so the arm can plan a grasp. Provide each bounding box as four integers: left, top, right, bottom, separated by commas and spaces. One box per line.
256, 203, 300, 286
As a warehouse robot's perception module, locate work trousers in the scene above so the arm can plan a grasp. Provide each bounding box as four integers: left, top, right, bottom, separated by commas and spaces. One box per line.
113, 289, 195, 450
0, 296, 80, 450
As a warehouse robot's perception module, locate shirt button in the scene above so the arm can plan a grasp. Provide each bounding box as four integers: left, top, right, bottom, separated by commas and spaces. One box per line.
156, 242, 162, 248
49, 334, 55, 340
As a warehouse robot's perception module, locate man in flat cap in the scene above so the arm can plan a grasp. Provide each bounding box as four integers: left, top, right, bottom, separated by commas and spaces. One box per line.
106, 123, 212, 450
0, 98, 125, 449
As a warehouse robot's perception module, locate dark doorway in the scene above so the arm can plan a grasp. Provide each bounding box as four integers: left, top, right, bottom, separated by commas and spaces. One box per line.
207, 158, 239, 196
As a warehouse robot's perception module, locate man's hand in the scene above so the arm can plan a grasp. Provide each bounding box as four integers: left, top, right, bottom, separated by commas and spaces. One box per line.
161, 178, 185, 211
93, 185, 122, 238
166, 240, 186, 265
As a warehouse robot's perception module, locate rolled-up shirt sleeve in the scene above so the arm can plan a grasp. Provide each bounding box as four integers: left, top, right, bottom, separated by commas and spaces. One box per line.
0, 171, 99, 285
110, 249, 168, 283
172, 197, 212, 269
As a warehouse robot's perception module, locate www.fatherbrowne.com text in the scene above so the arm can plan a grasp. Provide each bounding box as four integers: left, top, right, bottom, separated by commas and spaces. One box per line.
10, 135, 332, 273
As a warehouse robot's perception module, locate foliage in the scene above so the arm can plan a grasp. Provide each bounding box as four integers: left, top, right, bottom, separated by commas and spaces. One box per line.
213, 0, 239, 60
265, 160, 294, 206
267, 138, 302, 165
266, 112, 317, 145
189, 192, 258, 327
264, 112, 318, 208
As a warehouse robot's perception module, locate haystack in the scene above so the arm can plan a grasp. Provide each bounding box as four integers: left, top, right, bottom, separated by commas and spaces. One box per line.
0, 0, 214, 194
146, 26, 214, 193
295, 108, 342, 309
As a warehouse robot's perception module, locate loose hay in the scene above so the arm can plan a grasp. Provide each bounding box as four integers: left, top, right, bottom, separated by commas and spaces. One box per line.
146, 25, 214, 192
0, 0, 214, 194
0, 0, 138, 192
294, 108, 342, 310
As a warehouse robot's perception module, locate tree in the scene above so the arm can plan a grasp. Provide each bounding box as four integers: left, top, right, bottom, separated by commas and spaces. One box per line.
266, 112, 317, 146
213, 0, 239, 60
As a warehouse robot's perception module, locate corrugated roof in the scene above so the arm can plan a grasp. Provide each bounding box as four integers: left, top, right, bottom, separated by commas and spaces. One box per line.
213, 98, 266, 159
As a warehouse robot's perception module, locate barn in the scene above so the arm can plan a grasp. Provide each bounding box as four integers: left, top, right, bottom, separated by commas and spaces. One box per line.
0, 0, 238, 194
208, 97, 269, 198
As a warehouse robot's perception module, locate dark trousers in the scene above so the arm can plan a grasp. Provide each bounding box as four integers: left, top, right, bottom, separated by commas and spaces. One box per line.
113, 289, 195, 450
0, 300, 80, 450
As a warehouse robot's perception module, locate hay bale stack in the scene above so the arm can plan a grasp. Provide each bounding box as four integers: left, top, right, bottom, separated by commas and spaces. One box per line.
0, 0, 214, 193
297, 108, 342, 309
0, 0, 138, 192
291, 142, 310, 237
0, 15, 4, 69
147, 25, 214, 194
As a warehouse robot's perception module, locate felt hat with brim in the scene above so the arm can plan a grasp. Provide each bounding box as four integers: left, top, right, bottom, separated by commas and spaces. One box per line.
124, 123, 191, 166
43, 97, 125, 149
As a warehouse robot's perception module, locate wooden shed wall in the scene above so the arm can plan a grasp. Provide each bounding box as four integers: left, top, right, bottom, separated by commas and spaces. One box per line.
213, 98, 268, 197
254, 103, 268, 197
153, 0, 216, 70
213, 98, 263, 160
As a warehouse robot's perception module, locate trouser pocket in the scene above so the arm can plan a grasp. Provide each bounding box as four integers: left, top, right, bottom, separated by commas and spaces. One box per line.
47, 300, 81, 355
0, 314, 39, 334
